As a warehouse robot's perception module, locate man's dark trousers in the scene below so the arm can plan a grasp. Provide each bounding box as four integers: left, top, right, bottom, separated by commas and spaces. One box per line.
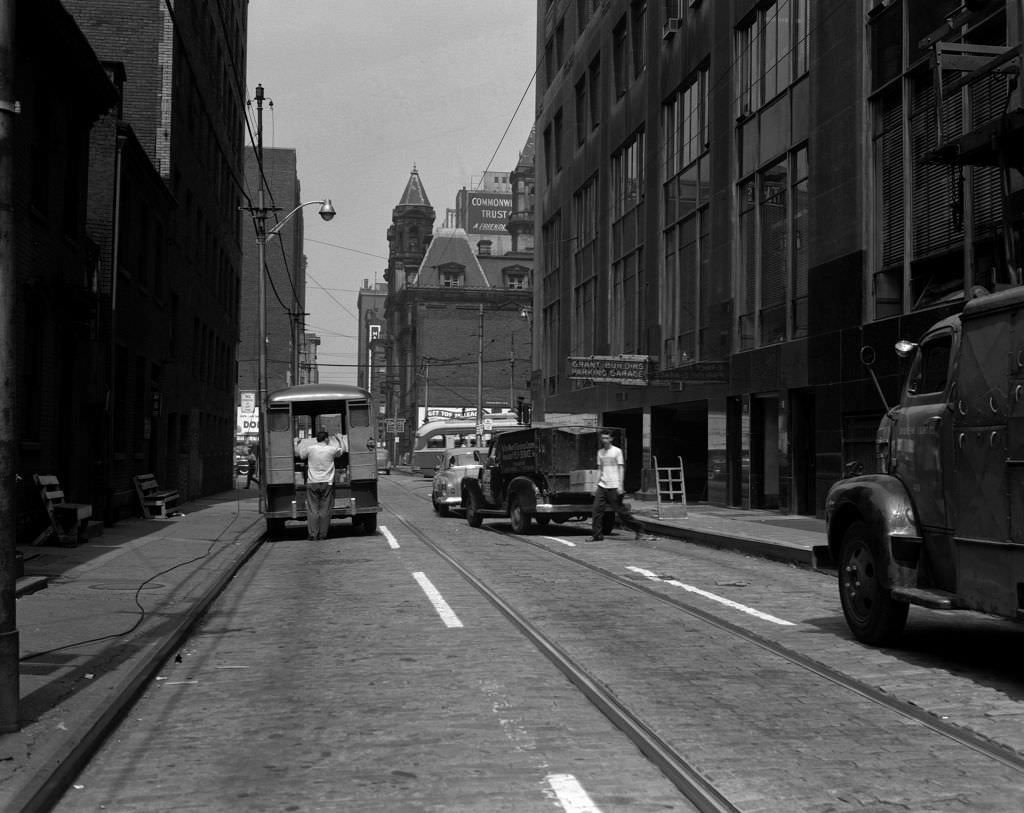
592, 486, 637, 538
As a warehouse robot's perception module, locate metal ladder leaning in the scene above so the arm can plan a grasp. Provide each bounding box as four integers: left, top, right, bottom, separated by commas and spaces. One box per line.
652, 455, 688, 519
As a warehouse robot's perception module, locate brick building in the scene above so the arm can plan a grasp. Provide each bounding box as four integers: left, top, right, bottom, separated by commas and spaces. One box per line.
383, 169, 534, 460
60, 0, 247, 517
11, 0, 120, 530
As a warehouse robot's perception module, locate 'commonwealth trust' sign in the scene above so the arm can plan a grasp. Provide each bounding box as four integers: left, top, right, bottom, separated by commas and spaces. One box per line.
568, 355, 650, 386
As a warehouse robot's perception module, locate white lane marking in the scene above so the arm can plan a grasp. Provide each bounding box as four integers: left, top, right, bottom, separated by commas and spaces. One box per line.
628, 566, 795, 626
542, 535, 577, 547
412, 572, 463, 628
380, 525, 399, 549
546, 774, 602, 812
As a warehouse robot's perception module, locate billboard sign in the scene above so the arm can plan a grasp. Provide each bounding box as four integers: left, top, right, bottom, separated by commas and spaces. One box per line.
237, 406, 259, 436
464, 192, 513, 234
568, 355, 650, 386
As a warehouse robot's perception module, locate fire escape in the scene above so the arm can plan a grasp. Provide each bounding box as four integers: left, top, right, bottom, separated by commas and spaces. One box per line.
922, 1, 1024, 285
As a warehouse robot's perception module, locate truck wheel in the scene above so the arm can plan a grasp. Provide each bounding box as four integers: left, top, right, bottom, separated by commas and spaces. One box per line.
509, 497, 531, 533
838, 520, 908, 645
354, 513, 377, 534
466, 492, 483, 528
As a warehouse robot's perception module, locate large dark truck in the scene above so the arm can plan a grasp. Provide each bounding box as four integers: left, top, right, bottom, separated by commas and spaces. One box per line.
826, 286, 1024, 644
461, 425, 618, 534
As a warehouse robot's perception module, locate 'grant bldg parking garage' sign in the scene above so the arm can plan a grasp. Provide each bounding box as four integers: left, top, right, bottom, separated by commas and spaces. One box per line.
568, 355, 650, 386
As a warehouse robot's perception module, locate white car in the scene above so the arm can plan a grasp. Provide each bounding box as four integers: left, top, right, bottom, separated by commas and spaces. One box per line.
431, 448, 482, 516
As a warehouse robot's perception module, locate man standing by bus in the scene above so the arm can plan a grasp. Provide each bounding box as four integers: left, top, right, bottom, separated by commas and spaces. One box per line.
296, 430, 347, 540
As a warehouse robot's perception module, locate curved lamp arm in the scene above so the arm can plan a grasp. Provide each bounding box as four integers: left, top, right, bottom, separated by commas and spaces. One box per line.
266, 199, 336, 240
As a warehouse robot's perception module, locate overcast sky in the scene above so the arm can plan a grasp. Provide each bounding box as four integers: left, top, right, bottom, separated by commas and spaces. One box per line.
245, 1, 538, 385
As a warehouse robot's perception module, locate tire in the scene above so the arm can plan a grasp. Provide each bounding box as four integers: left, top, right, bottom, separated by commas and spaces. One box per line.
466, 491, 483, 528
838, 519, 909, 645
601, 512, 616, 535
265, 517, 286, 538
432, 494, 442, 515
509, 497, 531, 533
354, 513, 378, 534
437, 499, 451, 518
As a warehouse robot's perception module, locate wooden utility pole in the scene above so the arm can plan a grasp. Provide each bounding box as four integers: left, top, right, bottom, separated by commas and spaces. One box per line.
0, 0, 19, 733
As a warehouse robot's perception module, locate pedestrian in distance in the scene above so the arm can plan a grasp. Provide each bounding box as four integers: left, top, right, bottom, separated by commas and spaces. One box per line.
245, 447, 258, 488
591, 430, 640, 541
295, 430, 347, 540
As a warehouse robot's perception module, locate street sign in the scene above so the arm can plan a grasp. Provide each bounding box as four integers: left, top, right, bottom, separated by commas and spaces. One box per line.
240, 391, 256, 414
483, 418, 493, 431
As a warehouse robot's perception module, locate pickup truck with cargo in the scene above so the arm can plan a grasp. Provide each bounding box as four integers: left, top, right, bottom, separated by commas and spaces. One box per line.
461, 425, 617, 534
826, 286, 1024, 644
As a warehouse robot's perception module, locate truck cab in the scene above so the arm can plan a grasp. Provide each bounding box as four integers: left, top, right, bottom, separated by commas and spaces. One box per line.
826, 287, 1024, 644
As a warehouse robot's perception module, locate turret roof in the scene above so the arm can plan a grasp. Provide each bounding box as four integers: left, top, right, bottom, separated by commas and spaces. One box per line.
397, 165, 432, 208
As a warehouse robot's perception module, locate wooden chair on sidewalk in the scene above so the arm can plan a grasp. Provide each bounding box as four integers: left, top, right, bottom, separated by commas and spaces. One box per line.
133, 473, 181, 518
33, 474, 101, 546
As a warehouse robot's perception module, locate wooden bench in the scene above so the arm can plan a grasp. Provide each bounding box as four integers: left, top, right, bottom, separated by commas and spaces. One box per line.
33, 474, 101, 546
133, 474, 181, 518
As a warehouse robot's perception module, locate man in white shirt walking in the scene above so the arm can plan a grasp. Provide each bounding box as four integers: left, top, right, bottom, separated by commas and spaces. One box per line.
591, 430, 640, 541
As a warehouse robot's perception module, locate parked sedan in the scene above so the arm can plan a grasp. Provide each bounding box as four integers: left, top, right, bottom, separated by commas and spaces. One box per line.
431, 448, 482, 516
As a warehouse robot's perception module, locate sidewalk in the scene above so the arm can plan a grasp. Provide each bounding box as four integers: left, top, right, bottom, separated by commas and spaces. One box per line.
0, 477, 830, 812
631, 501, 831, 569
2, 486, 266, 813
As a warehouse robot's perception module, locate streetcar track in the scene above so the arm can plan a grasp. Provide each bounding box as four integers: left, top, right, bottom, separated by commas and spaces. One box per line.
380, 484, 1024, 784
388, 505, 739, 813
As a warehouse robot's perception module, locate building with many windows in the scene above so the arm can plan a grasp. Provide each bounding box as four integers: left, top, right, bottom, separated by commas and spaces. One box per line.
534, 0, 1021, 515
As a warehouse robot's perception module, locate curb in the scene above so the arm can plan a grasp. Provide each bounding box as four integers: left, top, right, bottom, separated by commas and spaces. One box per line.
6, 522, 266, 813
633, 517, 828, 570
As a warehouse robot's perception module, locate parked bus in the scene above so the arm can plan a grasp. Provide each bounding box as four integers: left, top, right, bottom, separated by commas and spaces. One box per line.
412, 413, 521, 477
261, 383, 380, 535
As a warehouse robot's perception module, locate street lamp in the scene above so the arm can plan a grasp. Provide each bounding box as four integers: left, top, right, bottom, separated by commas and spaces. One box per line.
254, 198, 336, 418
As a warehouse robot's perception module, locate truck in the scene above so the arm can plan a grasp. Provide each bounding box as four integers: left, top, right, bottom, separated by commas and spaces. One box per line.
826, 286, 1024, 645
461, 425, 618, 534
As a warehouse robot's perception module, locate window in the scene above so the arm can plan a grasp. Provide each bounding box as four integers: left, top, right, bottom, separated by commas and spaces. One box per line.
908, 334, 952, 395
543, 124, 553, 183
439, 265, 465, 288
542, 214, 563, 394
613, 17, 628, 97
555, 20, 565, 72
870, 1, 1008, 313
611, 132, 646, 354
662, 68, 710, 366
575, 76, 588, 145
631, 1, 647, 78
736, 147, 808, 350
554, 109, 564, 174
736, 0, 809, 116
611, 130, 645, 219
588, 56, 602, 130
573, 176, 599, 358
578, 0, 599, 33
505, 271, 529, 289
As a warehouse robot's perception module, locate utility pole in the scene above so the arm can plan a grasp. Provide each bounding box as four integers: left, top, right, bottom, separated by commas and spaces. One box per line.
255, 84, 267, 416
0, 0, 19, 732
476, 304, 484, 448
